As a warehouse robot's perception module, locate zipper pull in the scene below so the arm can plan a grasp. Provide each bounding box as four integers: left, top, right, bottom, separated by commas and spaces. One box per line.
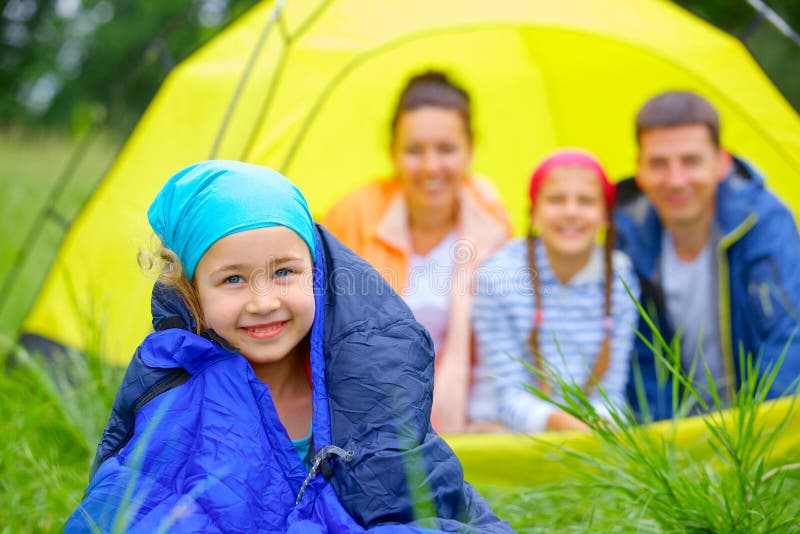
295, 445, 355, 505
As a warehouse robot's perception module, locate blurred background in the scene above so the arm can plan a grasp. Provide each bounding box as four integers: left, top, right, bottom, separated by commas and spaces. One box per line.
1, 1, 798, 340
2, 0, 798, 135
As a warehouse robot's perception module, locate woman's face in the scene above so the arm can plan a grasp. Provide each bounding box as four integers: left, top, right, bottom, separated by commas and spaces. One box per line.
391, 106, 472, 215
532, 166, 607, 260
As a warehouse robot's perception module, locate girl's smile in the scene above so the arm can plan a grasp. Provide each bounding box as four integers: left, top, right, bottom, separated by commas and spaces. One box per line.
193, 226, 315, 381
532, 165, 607, 271
240, 321, 290, 339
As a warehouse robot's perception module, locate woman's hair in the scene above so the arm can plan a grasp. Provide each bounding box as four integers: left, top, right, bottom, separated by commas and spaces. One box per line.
526, 156, 616, 395
138, 243, 205, 334
390, 70, 473, 142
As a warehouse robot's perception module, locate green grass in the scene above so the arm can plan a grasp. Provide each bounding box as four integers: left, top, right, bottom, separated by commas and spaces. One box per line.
510, 279, 800, 533
0, 126, 120, 351
0, 358, 87, 532
0, 127, 122, 531
1, 345, 123, 532
1, 129, 799, 531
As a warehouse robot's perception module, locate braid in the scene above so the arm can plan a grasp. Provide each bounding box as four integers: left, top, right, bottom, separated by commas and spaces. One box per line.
604, 223, 616, 318
526, 228, 550, 395
584, 220, 617, 394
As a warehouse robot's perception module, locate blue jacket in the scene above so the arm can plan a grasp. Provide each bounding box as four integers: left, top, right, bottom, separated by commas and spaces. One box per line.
66, 226, 512, 533
615, 157, 800, 421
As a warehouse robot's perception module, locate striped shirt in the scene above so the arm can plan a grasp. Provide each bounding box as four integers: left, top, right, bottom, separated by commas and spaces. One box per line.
470, 238, 640, 433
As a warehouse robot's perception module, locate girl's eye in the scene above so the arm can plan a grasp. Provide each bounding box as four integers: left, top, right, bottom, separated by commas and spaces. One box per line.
274, 268, 293, 278
224, 275, 244, 285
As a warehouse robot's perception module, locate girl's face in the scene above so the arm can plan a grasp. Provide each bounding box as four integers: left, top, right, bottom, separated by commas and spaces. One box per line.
532, 166, 607, 260
194, 226, 315, 376
391, 106, 472, 215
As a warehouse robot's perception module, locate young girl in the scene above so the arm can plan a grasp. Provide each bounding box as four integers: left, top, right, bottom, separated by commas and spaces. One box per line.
66, 160, 511, 532
471, 149, 640, 433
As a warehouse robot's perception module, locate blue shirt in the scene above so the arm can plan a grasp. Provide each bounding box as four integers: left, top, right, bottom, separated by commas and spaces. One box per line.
291, 424, 314, 472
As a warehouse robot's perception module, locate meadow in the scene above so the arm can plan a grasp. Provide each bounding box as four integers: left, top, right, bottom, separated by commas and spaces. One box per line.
1, 128, 798, 532
0, 127, 122, 532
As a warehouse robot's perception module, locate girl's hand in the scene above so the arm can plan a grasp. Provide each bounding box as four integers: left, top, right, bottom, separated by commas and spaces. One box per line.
464, 420, 510, 434
546, 410, 589, 432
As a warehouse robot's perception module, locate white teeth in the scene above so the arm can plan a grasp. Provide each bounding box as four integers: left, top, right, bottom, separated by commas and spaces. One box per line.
247, 323, 282, 333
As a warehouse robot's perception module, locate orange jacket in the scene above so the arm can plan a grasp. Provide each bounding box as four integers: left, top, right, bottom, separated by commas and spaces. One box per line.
323, 177, 512, 433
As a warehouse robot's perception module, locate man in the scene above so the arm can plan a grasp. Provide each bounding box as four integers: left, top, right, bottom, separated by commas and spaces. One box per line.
615, 91, 800, 420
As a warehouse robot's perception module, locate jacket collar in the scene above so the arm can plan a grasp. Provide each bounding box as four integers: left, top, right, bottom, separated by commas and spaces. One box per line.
375, 189, 412, 253
375, 178, 508, 264
714, 157, 765, 235
616, 155, 762, 277
151, 281, 197, 332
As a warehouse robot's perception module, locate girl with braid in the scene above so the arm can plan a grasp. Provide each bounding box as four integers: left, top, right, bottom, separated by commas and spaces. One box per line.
471, 149, 639, 433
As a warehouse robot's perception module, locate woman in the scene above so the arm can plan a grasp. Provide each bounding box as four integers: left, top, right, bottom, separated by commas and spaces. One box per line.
324, 71, 512, 433
472, 149, 639, 433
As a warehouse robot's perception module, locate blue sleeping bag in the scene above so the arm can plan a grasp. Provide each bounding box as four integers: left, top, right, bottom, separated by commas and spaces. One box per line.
66, 226, 512, 532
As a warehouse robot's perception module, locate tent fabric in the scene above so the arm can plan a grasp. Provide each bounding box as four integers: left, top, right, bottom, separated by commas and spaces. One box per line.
24, 0, 800, 367
444, 396, 800, 489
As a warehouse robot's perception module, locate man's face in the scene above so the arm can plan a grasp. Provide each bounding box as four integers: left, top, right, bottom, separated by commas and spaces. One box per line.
636, 124, 728, 232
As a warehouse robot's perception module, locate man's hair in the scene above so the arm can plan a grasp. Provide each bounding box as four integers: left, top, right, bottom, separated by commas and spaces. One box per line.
636, 91, 720, 147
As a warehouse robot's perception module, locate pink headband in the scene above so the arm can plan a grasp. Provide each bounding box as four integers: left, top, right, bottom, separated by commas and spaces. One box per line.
528, 148, 616, 213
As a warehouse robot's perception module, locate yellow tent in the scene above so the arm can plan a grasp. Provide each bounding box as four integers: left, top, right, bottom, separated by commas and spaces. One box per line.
24, 0, 800, 368
447, 396, 800, 488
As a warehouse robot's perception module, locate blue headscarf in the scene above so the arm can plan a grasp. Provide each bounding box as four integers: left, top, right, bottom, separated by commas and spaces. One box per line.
148, 160, 316, 280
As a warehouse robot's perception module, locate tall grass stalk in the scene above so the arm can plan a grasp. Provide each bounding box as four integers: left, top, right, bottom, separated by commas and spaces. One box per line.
12, 343, 121, 455
0, 335, 123, 531
520, 280, 800, 533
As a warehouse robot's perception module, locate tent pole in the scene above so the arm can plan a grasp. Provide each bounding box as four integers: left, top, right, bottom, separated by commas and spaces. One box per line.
239, 0, 335, 161
209, 0, 287, 158
0, 2, 208, 332
746, 0, 800, 47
